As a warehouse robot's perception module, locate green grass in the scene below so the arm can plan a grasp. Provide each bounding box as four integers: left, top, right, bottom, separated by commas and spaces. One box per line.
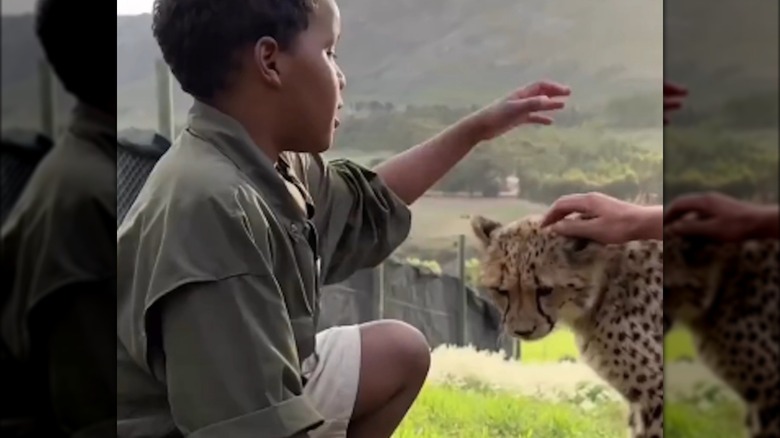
665, 328, 698, 362
394, 382, 746, 438
665, 400, 746, 438
515, 326, 698, 364
520, 329, 579, 363
399, 345, 747, 437
394, 382, 626, 438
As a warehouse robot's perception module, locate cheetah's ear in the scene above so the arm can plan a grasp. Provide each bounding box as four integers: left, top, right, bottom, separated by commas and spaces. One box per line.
471, 215, 502, 247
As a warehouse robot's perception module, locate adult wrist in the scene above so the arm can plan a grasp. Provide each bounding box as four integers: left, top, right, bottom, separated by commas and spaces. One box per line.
753, 205, 779, 239
629, 205, 663, 241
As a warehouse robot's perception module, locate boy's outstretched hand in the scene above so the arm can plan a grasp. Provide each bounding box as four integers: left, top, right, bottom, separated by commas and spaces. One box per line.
665, 192, 779, 241
663, 81, 688, 125
465, 80, 571, 142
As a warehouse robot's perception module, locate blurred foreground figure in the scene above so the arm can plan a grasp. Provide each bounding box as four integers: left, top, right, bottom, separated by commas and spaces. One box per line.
0, 0, 116, 436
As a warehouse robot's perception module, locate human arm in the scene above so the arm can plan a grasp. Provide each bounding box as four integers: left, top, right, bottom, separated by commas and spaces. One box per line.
160, 274, 324, 438
664, 192, 779, 241
540, 192, 663, 243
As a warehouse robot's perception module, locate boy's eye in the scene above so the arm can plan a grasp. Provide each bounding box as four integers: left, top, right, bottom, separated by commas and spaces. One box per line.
327, 50, 338, 59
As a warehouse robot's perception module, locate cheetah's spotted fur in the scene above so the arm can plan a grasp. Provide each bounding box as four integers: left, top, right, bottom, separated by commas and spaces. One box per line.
471, 214, 664, 438
664, 234, 779, 438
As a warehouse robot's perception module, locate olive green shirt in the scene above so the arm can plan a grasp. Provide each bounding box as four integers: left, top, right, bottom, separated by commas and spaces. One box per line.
116, 101, 411, 438
1, 103, 116, 361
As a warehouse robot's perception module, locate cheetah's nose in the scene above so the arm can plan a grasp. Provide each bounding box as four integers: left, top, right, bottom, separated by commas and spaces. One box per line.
514, 326, 536, 337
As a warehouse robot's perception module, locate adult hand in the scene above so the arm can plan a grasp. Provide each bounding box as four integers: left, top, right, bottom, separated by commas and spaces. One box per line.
665, 192, 779, 241
464, 80, 571, 142
540, 192, 663, 244
663, 81, 688, 125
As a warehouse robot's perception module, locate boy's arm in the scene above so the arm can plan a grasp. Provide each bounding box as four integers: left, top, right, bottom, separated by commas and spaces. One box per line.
292, 154, 412, 285
371, 118, 481, 205
160, 274, 324, 438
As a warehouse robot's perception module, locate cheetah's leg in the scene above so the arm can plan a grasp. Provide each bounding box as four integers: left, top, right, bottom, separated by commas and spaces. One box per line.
635, 395, 664, 438
748, 402, 780, 438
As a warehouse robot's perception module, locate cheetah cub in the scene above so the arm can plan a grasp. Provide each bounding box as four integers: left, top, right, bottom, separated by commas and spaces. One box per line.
664, 234, 779, 438
471, 214, 664, 438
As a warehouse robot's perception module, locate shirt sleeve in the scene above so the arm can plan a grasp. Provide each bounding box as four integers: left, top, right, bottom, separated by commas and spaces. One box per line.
291, 154, 412, 285
159, 274, 324, 438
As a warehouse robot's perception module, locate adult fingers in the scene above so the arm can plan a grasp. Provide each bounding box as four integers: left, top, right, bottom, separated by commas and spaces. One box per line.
541, 193, 595, 227
664, 193, 716, 224
666, 218, 723, 239
550, 217, 607, 242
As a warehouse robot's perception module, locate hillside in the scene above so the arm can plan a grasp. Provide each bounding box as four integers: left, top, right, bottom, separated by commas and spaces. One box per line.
3, 0, 776, 132
3, 0, 664, 130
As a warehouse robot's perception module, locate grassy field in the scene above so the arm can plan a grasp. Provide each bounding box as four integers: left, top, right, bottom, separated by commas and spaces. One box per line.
407, 196, 547, 244
517, 326, 699, 364
393, 343, 747, 438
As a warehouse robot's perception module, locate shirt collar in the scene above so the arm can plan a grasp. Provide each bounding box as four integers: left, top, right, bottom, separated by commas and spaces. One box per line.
186, 100, 312, 221
68, 102, 117, 160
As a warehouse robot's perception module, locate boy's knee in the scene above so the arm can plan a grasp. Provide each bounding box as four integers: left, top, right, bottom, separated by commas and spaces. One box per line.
380, 320, 431, 377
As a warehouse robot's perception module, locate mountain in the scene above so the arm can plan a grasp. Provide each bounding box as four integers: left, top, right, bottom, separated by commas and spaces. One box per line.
9, 0, 771, 131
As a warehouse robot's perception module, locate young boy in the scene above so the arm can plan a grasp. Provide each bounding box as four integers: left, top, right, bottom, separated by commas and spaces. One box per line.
1, 1, 116, 436
116, 0, 570, 436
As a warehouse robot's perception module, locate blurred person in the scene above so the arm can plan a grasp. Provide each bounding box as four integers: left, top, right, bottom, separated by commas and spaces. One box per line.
665, 192, 779, 241
115, 0, 571, 437
0, 0, 116, 437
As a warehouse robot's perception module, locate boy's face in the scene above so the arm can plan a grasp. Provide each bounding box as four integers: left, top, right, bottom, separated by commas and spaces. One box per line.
276, 0, 345, 154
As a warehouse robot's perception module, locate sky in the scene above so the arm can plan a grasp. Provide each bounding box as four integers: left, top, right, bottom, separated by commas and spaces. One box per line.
117, 0, 154, 15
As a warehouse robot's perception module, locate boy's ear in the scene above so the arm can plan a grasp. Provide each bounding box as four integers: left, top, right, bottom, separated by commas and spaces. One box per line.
253, 37, 282, 88
471, 215, 502, 247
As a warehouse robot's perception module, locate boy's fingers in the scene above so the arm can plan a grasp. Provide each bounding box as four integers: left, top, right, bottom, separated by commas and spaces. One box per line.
516, 80, 572, 98
508, 96, 566, 114
526, 114, 554, 125
664, 101, 683, 111
664, 82, 688, 97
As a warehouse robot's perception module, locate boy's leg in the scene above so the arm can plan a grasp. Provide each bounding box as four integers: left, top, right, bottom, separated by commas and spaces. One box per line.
302, 320, 430, 438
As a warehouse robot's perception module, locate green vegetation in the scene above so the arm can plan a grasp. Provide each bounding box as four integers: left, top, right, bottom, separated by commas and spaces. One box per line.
331, 94, 776, 207
395, 378, 745, 437
394, 382, 626, 438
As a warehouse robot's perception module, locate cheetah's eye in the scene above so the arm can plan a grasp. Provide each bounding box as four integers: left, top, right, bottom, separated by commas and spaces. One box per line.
570, 238, 590, 252
537, 286, 553, 297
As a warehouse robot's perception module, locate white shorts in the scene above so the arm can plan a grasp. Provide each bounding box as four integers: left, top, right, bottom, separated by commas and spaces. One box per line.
301, 325, 362, 438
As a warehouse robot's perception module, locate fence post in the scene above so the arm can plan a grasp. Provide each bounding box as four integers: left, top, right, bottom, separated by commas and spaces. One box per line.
375, 263, 385, 320
155, 59, 174, 141
457, 234, 467, 346
38, 59, 56, 139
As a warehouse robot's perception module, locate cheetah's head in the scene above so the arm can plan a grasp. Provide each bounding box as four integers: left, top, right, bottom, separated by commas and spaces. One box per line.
471, 214, 616, 341
662, 232, 741, 324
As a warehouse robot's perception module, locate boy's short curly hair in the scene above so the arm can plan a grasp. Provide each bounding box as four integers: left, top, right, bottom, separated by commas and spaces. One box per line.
35, 0, 113, 112
152, 0, 315, 101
